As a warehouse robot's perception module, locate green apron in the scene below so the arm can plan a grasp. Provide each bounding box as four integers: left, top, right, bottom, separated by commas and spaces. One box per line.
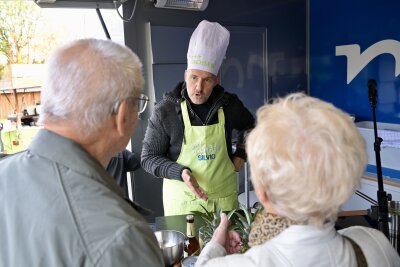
163, 100, 238, 215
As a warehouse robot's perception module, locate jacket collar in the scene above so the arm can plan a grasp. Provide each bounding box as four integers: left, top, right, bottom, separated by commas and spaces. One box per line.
28, 129, 123, 197
271, 223, 337, 245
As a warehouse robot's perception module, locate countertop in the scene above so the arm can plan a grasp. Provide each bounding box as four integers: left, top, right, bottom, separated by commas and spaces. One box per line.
155, 212, 376, 236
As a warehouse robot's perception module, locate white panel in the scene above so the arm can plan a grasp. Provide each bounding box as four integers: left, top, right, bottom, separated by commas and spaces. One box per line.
341, 178, 400, 211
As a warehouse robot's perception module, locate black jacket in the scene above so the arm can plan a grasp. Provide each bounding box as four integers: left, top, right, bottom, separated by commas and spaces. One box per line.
141, 82, 255, 180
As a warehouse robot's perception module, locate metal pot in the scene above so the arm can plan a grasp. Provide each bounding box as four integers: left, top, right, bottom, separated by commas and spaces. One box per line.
154, 230, 185, 266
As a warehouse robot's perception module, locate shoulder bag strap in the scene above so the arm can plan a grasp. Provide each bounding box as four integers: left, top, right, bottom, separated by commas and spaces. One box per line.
343, 236, 368, 267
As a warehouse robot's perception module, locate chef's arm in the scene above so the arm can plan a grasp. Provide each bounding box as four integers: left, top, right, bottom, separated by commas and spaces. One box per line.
231, 100, 254, 171
232, 156, 245, 172
141, 112, 187, 180
232, 128, 252, 172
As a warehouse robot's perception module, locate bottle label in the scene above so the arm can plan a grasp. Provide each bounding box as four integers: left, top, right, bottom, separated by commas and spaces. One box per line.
187, 223, 195, 238
185, 217, 200, 256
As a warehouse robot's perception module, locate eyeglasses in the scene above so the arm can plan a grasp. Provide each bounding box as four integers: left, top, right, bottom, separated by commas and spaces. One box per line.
134, 93, 149, 114
112, 93, 149, 115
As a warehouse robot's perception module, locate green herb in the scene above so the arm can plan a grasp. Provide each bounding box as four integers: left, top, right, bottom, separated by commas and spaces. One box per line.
191, 202, 263, 253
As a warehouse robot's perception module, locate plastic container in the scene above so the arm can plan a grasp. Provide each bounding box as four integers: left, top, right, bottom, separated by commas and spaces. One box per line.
181, 256, 198, 267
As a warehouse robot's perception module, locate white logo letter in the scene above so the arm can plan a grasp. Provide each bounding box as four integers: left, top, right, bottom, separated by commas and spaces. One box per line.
335, 39, 400, 84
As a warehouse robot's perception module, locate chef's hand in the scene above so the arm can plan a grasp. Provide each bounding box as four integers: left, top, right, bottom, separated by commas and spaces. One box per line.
233, 157, 245, 172
212, 213, 242, 254
181, 169, 208, 201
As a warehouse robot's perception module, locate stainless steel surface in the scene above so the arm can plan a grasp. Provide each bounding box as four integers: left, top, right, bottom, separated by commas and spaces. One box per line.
154, 230, 185, 266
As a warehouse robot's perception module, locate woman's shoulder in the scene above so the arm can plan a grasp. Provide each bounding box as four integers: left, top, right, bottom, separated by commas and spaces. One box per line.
338, 225, 386, 240
339, 226, 400, 266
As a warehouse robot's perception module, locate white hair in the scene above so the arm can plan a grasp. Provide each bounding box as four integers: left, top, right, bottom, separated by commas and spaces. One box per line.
39, 38, 144, 138
246, 93, 367, 227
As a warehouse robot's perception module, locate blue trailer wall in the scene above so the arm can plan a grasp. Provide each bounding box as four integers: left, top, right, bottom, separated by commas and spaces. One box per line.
310, 0, 400, 124
310, 0, 400, 181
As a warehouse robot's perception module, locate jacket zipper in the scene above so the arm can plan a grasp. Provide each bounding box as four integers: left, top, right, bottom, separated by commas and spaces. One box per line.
204, 94, 224, 124
179, 93, 224, 126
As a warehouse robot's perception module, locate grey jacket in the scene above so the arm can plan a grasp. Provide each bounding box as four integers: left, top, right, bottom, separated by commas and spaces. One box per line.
0, 129, 164, 267
141, 82, 255, 180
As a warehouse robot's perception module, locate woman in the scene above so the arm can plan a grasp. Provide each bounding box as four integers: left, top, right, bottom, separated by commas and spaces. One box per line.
196, 93, 399, 266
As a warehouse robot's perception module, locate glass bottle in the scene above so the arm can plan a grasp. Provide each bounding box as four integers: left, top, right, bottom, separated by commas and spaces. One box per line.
184, 215, 200, 257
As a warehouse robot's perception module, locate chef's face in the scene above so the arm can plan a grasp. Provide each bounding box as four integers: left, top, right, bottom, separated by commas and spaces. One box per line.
185, 69, 218, 104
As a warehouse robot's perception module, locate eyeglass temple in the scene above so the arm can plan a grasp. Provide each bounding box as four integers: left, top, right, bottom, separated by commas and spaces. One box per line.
138, 95, 149, 114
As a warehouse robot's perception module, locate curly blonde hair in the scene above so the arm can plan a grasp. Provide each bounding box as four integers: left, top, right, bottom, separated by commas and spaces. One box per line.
246, 93, 367, 227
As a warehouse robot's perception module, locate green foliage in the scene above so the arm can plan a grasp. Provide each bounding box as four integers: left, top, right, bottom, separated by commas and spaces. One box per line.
0, 0, 42, 64
0, 64, 5, 80
190, 203, 236, 248
230, 204, 263, 253
191, 202, 263, 253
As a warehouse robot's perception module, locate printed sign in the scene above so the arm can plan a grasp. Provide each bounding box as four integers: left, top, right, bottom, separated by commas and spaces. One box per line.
310, 0, 400, 124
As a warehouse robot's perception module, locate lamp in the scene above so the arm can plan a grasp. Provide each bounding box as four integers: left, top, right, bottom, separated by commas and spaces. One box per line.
153, 0, 209, 11
34, 0, 124, 9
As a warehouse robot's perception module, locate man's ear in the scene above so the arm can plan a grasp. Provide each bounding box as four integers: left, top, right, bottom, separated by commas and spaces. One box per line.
215, 75, 220, 85
114, 100, 129, 137
184, 69, 188, 81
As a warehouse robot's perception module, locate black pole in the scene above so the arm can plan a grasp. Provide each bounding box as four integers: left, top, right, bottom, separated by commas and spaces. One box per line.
367, 78, 390, 239
96, 8, 111, 40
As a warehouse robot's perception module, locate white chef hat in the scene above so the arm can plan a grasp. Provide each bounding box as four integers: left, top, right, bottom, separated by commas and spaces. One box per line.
187, 20, 230, 75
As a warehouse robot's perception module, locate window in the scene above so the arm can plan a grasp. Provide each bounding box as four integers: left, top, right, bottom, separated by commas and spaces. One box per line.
0, 1, 124, 154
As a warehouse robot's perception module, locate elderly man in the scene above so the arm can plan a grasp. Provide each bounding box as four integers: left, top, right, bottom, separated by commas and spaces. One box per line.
141, 20, 255, 216
0, 39, 163, 266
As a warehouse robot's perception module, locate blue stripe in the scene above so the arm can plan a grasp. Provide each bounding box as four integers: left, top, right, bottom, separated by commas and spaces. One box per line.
365, 164, 400, 181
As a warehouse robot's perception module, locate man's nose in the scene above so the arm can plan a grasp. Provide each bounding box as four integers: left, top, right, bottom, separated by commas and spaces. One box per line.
195, 78, 203, 90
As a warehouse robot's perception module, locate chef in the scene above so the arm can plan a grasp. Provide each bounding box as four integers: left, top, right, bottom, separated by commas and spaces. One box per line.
141, 20, 255, 215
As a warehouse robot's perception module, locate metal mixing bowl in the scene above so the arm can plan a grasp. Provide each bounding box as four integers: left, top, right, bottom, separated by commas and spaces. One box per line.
154, 230, 185, 266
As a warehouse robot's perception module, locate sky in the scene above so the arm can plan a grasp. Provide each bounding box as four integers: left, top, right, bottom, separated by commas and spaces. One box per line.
40, 7, 125, 45
0, 1, 125, 64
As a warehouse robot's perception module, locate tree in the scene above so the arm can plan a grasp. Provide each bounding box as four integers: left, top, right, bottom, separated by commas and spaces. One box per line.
0, 0, 42, 65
